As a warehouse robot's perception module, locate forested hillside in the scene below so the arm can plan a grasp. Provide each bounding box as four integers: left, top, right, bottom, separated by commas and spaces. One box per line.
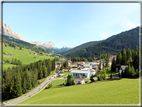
62, 27, 139, 58
2, 59, 55, 101
60, 41, 100, 55
3, 35, 51, 54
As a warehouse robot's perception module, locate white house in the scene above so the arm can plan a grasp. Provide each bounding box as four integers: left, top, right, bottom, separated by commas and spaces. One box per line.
119, 65, 128, 75
62, 68, 72, 72
74, 75, 85, 85
71, 68, 96, 78
71, 70, 90, 78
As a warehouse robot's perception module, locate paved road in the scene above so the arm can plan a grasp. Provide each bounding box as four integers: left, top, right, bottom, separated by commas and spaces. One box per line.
4, 73, 57, 106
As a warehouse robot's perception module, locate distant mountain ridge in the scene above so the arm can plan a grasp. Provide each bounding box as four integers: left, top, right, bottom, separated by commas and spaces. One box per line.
61, 26, 139, 58
0, 21, 72, 53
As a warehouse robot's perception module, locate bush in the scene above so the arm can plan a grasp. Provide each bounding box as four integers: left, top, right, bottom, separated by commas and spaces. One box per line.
100, 74, 103, 81
97, 76, 100, 81
5, 60, 10, 63
45, 83, 52, 89
110, 73, 112, 79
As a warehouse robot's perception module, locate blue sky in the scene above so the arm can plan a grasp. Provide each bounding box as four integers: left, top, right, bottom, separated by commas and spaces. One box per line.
3, 3, 140, 48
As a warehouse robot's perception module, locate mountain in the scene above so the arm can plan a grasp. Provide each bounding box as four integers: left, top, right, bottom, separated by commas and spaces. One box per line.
30, 40, 72, 53
0, 21, 71, 53
3, 35, 51, 54
42, 46, 72, 54
61, 27, 139, 58
0, 21, 28, 42
60, 41, 100, 55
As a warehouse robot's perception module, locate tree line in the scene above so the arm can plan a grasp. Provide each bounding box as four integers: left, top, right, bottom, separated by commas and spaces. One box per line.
111, 45, 139, 78
70, 57, 96, 62
4, 58, 22, 66
2, 58, 55, 101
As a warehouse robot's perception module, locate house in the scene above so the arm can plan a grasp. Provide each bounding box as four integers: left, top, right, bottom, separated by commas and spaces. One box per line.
29, 52, 33, 54
71, 68, 96, 78
62, 67, 72, 72
74, 75, 85, 85
56, 62, 62, 67
71, 70, 90, 78
92, 67, 98, 73
35, 53, 37, 55
119, 65, 128, 75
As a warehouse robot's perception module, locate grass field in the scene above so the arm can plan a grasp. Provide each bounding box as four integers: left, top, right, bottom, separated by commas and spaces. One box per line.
50, 79, 66, 87
2, 46, 55, 69
19, 79, 139, 104
2, 63, 17, 69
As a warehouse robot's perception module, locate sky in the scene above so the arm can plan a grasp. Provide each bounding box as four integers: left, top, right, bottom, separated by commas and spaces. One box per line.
3, 3, 140, 48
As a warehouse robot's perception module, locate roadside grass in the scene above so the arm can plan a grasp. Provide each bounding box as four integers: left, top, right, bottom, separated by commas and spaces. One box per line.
19, 78, 139, 104
50, 79, 66, 87
2, 46, 55, 69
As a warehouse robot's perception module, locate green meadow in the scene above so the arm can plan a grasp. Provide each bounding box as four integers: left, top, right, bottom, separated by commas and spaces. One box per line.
19, 79, 139, 104
2, 46, 54, 69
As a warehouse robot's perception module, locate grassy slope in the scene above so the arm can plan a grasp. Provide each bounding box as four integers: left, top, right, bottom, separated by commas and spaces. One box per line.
51, 79, 66, 87
2, 46, 54, 69
19, 79, 139, 104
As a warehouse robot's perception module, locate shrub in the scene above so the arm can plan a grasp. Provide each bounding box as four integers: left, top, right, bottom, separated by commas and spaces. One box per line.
100, 74, 103, 81
97, 76, 100, 81
110, 73, 112, 79
45, 83, 52, 89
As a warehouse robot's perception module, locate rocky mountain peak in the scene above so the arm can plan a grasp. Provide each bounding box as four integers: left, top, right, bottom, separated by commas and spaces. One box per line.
0, 20, 28, 42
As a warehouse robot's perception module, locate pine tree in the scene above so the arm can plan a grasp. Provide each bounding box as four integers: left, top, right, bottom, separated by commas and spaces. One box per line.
22, 77, 27, 94
116, 52, 122, 65
131, 66, 136, 78
43, 65, 47, 78
16, 71, 22, 97
111, 57, 116, 72
39, 66, 43, 79
105, 54, 109, 67
66, 74, 74, 86
10, 77, 15, 98
126, 48, 132, 61
25, 69, 31, 90
103, 70, 106, 80
121, 49, 127, 65
103, 59, 105, 68
99, 60, 102, 70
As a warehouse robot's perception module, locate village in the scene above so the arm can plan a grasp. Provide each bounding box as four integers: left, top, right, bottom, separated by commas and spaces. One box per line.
54, 55, 123, 85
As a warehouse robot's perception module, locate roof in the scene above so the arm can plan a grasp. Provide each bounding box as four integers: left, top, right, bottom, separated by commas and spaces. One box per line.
120, 65, 128, 70
74, 75, 85, 80
63, 68, 71, 70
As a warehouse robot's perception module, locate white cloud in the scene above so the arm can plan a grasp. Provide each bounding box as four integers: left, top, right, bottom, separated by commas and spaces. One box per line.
59, 42, 67, 45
